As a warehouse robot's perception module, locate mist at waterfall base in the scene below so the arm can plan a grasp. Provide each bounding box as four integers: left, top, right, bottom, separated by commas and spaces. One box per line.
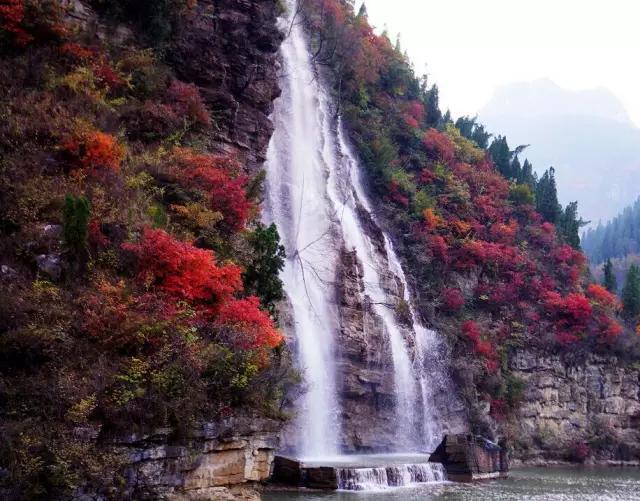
264, 0, 453, 464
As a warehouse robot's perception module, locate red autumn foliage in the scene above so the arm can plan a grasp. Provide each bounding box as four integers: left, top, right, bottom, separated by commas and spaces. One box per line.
388, 180, 409, 207
217, 296, 283, 349
123, 228, 242, 311
0, 0, 32, 45
402, 101, 424, 129
166, 80, 211, 127
171, 149, 252, 231
62, 130, 124, 175
88, 219, 109, 247
427, 234, 449, 262
441, 287, 464, 312
59, 41, 94, 60
462, 320, 497, 371
422, 128, 454, 163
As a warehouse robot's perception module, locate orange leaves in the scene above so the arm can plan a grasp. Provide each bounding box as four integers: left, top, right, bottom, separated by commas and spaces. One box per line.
62, 129, 124, 176
586, 283, 619, 310
422, 208, 443, 230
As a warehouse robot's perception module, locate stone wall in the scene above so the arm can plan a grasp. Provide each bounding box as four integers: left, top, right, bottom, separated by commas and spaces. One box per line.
120, 417, 281, 500
510, 350, 640, 462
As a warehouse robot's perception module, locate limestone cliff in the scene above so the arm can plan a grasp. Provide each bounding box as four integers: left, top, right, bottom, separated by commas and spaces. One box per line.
510, 351, 640, 463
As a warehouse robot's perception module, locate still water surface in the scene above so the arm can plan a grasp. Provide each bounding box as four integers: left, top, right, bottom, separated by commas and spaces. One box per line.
262, 467, 640, 501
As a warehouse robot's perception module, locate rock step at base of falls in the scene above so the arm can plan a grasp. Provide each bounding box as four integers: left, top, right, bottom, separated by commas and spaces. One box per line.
336, 463, 446, 491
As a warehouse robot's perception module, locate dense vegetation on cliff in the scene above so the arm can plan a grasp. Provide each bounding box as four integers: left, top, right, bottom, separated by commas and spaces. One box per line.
300, 0, 636, 432
0, 1, 292, 496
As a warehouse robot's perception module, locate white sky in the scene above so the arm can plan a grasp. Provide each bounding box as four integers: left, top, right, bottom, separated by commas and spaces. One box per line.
361, 0, 640, 126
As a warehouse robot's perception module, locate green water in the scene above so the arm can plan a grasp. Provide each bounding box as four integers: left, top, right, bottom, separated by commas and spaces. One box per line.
262, 467, 640, 500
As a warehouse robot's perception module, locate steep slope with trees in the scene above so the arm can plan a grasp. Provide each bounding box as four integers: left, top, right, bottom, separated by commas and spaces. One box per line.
0, 0, 294, 498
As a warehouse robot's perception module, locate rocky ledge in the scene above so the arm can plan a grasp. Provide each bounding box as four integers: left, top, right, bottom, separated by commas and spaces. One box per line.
118, 417, 281, 500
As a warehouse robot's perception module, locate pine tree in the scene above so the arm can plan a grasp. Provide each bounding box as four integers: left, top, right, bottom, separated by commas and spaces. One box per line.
558, 201, 588, 249
603, 258, 617, 293
63, 195, 90, 254
535, 167, 561, 223
622, 264, 640, 318
488, 136, 512, 178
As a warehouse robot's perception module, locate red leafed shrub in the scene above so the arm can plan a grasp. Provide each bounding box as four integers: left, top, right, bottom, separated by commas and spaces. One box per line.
567, 442, 591, 463
0, 0, 32, 45
441, 287, 464, 312
427, 234, 448, 262
563, 293, 593, 323
88, 219, 109, 247
94, 57, 127, 91
490, 398, 506, 420
556, 330, 581, 345
388, 180, 409, 207
62, 130, 124, 174
217, 296, 282, 349
422, 128, 454, 163
59, 41, 94, 60
123, 228, 242, 311
166, 80, 211, 127
418, 168, 436, 185
402, 100, 424, 129
172, 149, 251, 231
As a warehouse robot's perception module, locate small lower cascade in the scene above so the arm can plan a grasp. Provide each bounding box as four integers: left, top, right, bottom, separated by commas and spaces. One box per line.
337, 463, 447, 491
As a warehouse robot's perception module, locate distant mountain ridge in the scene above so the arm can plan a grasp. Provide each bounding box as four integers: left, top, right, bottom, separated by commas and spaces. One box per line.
479, 79, 640, 226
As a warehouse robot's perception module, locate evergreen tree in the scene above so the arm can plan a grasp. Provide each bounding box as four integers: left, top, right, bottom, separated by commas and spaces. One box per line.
535, 167, 561, 223
558, 201, 588, 249
424, 84, 441, 126
603, 258, 617, 293
622, 264, 640, 318
242, 223, 286, 316
63, 195, 90, 255
488, 136, 512, 178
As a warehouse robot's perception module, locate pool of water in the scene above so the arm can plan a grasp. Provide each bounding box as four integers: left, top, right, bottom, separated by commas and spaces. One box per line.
262, 467, 640, 500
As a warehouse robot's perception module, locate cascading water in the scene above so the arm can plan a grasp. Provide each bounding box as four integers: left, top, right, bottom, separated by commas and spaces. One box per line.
264, 0, 451, 459
264, 3, 342, 458
337, 463, 446, 491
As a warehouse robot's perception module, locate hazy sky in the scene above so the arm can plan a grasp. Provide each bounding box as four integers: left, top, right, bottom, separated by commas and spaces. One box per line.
361, 0, 640, 126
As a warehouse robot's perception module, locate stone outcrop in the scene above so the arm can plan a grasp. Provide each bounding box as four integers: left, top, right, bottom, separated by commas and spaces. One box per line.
429, 434, 508, 482
510, 350, 640, 462
120, 417, 281, 500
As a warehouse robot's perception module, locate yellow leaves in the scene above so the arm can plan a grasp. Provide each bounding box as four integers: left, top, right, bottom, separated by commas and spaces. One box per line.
170, 203, 223, 230
445, 123, 485, 164
65, 395, 97, 424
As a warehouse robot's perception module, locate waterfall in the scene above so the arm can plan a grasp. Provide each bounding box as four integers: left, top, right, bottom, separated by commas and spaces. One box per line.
264, 0, 447, 457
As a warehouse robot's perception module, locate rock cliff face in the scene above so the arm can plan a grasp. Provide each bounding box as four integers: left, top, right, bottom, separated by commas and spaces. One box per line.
169, 0, 283, 171
510, 351, 640, 462
121, 418, 280, 500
